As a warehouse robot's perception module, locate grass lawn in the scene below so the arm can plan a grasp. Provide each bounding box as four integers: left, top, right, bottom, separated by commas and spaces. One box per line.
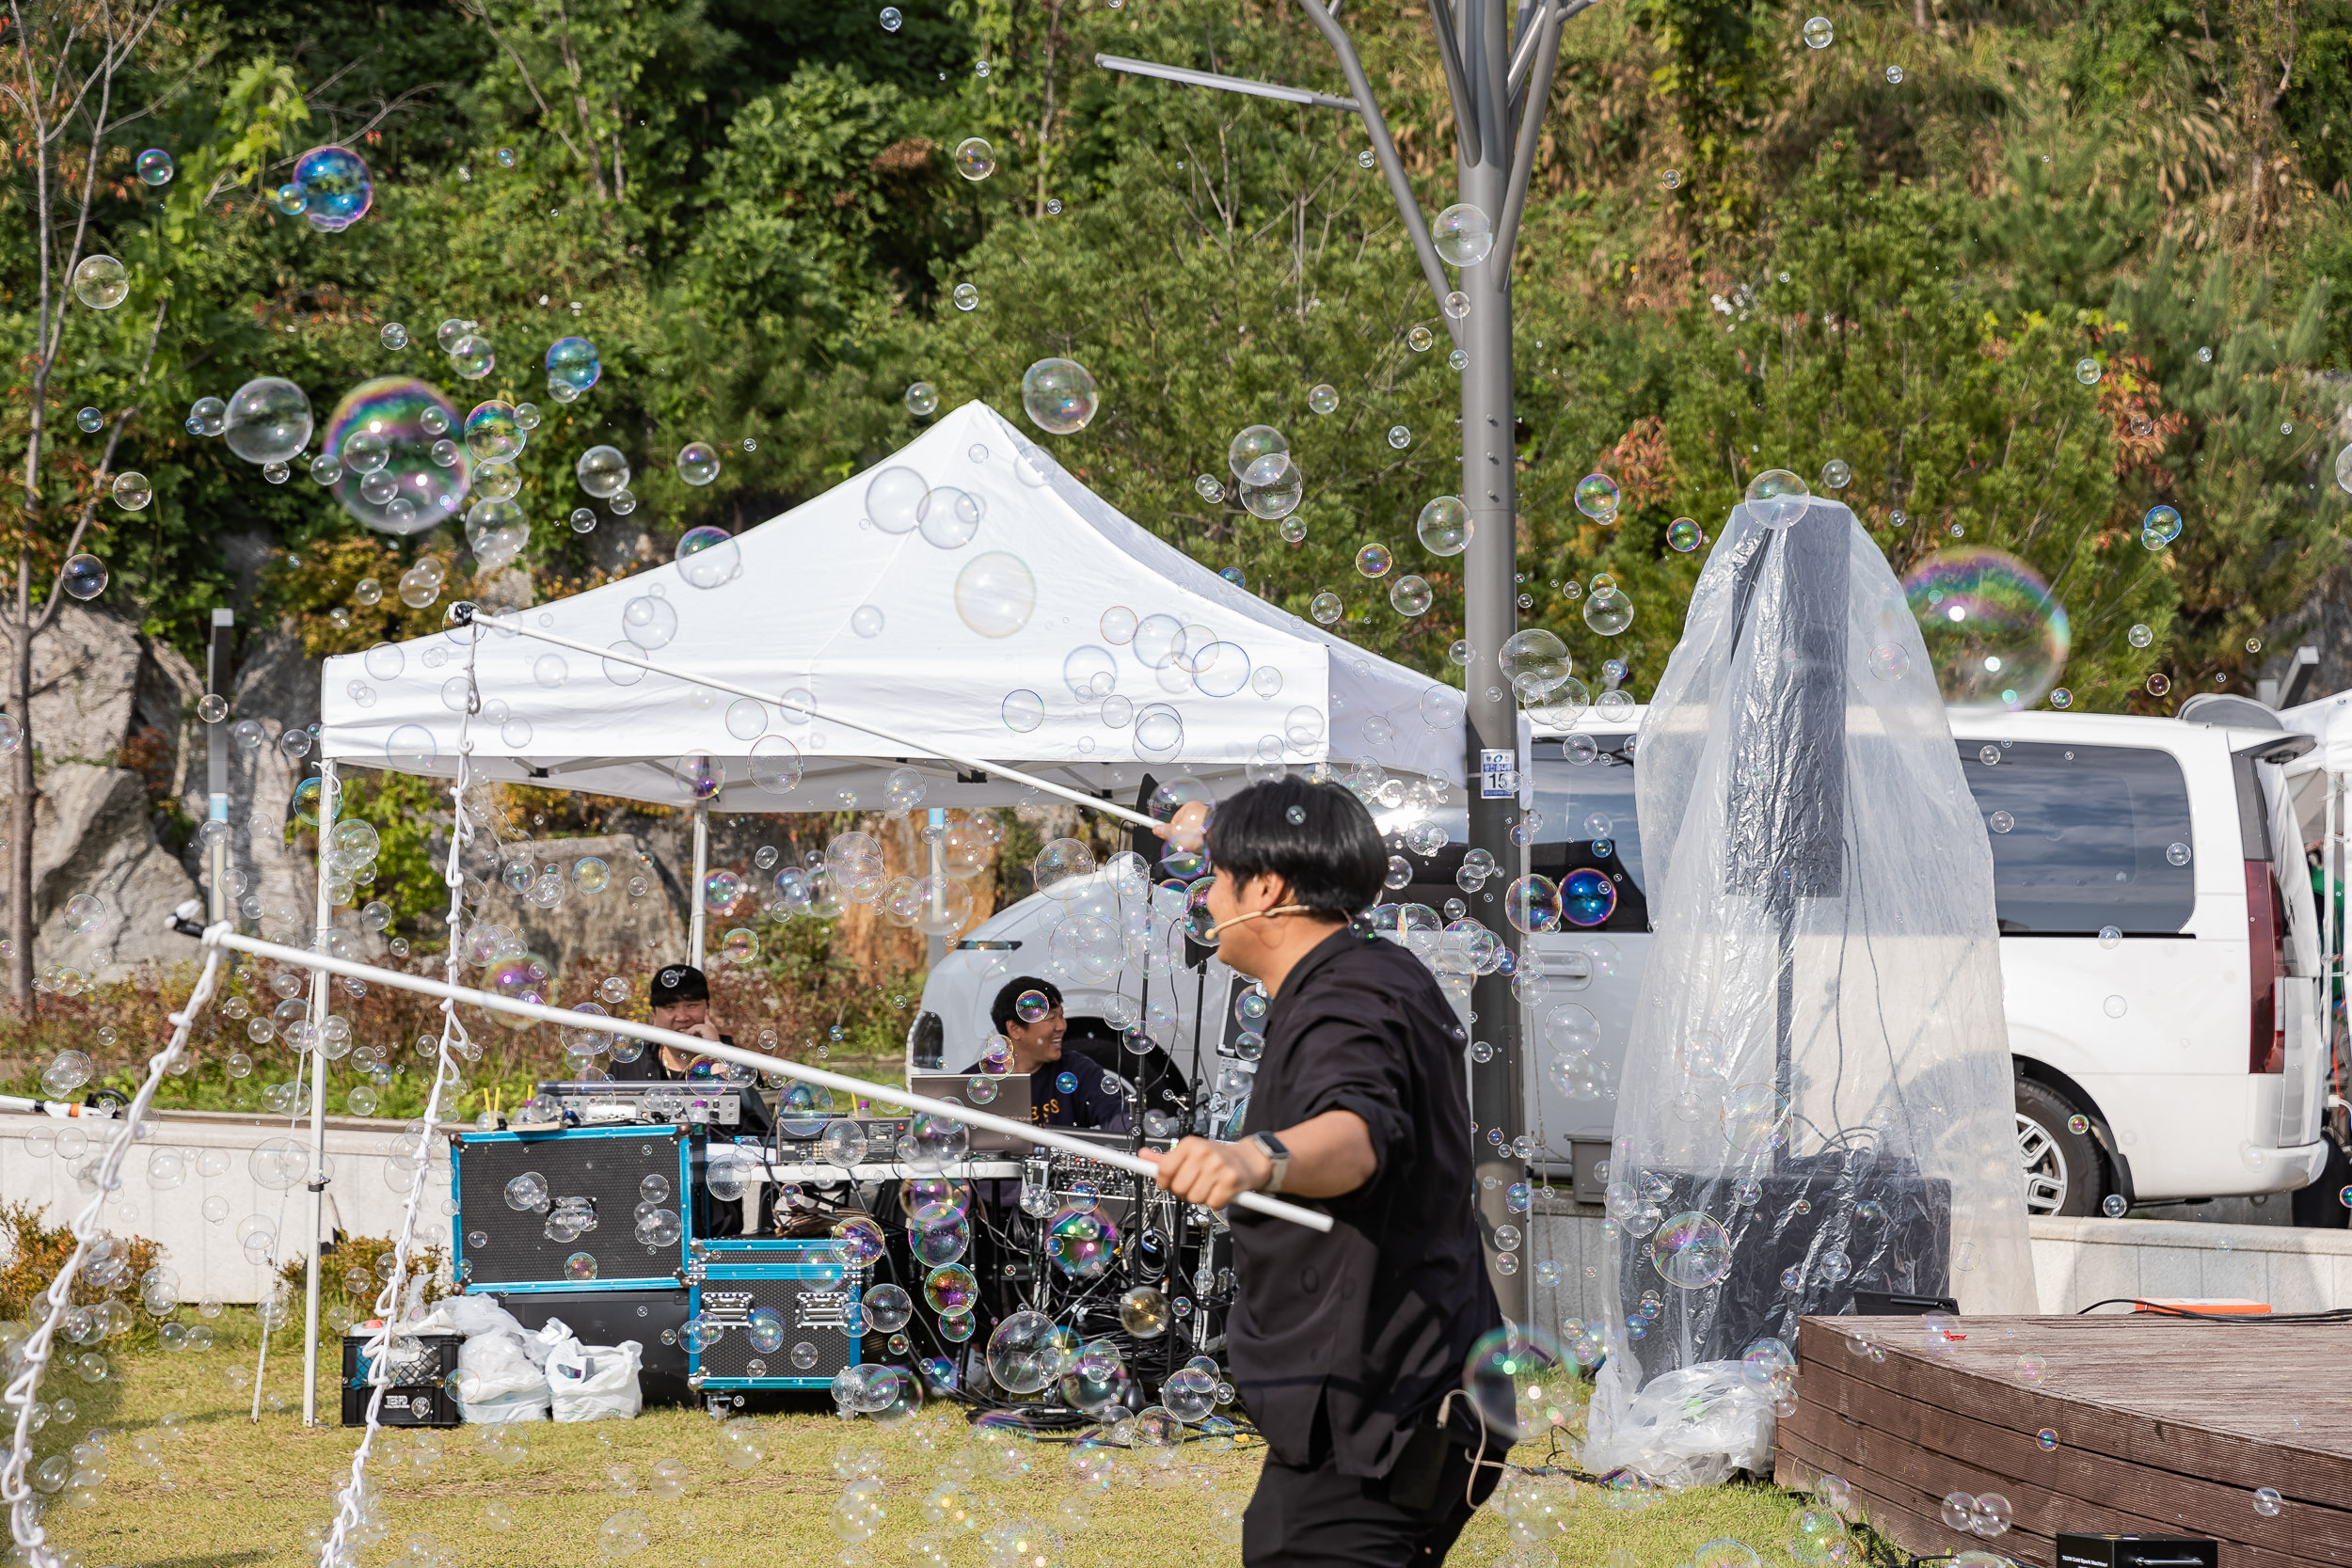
33, 1313, 1815, 1567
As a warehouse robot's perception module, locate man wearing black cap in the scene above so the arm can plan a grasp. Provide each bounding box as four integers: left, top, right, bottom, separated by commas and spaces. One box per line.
990, 976, 1129, 1134
611, 963, 771, 1233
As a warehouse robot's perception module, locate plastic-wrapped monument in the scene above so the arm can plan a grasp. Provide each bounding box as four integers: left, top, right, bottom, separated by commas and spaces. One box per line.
1581, 497, 2034, 1487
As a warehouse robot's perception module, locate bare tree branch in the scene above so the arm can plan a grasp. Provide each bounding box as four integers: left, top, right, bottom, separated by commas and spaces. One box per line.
461, 0, 602, 198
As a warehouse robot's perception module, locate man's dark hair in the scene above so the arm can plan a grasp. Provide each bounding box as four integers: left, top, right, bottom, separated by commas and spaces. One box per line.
1206, 777, 1387, 920
990, 975, 1065, 1035
650, 964, 709, 1007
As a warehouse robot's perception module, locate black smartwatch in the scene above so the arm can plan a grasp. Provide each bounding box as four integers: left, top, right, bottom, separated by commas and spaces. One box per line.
1248, 1132, 1291, 1195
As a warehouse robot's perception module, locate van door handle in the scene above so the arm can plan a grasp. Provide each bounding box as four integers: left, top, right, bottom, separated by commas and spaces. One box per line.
1529, 951, 1592, 990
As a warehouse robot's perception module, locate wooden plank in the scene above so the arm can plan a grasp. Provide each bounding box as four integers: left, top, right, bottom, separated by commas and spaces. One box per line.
1799, 1318, 2352, 1506
1776, 1402, 2331, 1568
1776, 1317, 2349, 1568
1794, 1354, 2349, 1565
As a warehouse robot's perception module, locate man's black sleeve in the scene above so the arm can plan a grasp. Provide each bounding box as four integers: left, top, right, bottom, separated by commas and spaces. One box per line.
1281, 1008, 1415, 1189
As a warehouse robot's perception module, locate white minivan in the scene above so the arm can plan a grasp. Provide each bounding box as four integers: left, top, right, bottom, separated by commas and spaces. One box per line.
909, 699, 2332, 1217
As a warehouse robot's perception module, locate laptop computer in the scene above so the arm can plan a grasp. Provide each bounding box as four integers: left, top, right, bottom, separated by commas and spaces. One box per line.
908, 1072, 1036, 1152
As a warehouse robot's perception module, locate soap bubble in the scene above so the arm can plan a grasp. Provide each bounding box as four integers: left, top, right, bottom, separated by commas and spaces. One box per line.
323, 378, 471, 535
2142, 504, 2182, 549
1668, 517, 1704, 552
952, 281, 978, 310
292, 144, 373, 230
464, 401, 524, 464
676, 526, 738, 588
72, 255, 129, 309
1462, 1323, 1570, 1442
1416, 496, 1471, 556
1742, 468, 1810, 530
1574, 473, 1620, 519
40, 1050, 91, 1098
1308, 383, 1339, 415
62, 894, 106, 935
545, 336, 601, 394
223, 378, 313, 465
2075, 356, 2102, 386
578, 445, 631, 498
905, 381, 940, 417
110, 473, 150, 510
61, 555, 108, 600
986, 1310, 1066, 1393
954, 551, 1036, 638
1390, 575, 1432, 616
1119, 1287, 1169, 1338
1356, 543, 1393, 578
136, 149, 174, 185
1499, 628, 1572, 700
1902, 547, 2071, 711
1432, 203, 1494, 266
1583, 584, 1634, 636
1022, 359, 1098, 435
1227, 425, 1288, 481
1649, 1212, 1734, 1287
955, 137, 995, 179
676, 442, 721, 485
1803, 15, 1834, 47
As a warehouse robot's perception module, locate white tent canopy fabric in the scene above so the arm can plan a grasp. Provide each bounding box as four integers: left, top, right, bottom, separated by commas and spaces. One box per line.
319, 401, 1467, 808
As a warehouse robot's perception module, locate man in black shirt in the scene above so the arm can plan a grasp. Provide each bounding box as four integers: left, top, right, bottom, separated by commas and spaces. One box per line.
608, 963, 771, 1234
1143, 779, 1501, 1567
990, 975, 1129, 1133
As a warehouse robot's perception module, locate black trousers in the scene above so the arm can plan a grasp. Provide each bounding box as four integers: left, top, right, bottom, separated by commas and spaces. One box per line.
1242, 1423, 1500, 1568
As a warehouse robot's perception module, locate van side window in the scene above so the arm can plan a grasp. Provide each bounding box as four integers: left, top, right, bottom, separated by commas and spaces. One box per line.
1527, 736, 1649, 933
1957, 741, 2195, 935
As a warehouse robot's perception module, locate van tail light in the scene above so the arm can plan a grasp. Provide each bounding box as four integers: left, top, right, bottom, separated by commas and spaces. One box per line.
2248, 862, 2285, 1073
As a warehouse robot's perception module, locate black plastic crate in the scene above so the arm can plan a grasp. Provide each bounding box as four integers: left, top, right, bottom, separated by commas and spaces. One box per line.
341, 1332, 460, 1428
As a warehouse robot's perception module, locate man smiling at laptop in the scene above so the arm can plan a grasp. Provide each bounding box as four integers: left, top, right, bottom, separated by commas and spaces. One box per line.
990, 976, 1129, 1134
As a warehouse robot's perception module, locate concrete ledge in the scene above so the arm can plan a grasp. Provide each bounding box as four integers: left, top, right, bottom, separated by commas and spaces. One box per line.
2029, 1213, 2352, 1314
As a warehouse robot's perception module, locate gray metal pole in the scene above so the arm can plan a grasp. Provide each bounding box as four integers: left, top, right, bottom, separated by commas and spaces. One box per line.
205, 610, 231, 925
300, 757, 339, 1425
1456, 0, 1531, 1325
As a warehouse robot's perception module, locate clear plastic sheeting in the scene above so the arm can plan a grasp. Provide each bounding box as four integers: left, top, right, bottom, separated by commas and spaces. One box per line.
1581, 499, 2034, 1487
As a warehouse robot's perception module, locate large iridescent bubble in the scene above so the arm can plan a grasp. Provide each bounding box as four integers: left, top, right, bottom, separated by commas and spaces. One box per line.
1901, 547, 2070, 711
292, 145, 373, 231
323, 377, 471, 536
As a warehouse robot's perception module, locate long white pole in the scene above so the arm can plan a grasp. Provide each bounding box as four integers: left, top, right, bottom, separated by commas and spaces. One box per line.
193, 925, 1333, 1234
299, 757, 337, 1427
688, 804, 708, 969
469, 610, 1162, 831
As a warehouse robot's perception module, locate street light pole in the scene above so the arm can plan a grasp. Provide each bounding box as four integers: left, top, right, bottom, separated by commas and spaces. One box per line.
1102, 0, 1591, 1318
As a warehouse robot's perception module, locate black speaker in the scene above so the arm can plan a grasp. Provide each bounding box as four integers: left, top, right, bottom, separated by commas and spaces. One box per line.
454, 1127, 692, 1292
494, 1289, 692, 1408
1613, 1160, 1949, 1386
688, 1243, 867, 1391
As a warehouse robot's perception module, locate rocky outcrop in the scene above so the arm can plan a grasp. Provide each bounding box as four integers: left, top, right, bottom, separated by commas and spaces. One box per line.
6, 607, 204, 980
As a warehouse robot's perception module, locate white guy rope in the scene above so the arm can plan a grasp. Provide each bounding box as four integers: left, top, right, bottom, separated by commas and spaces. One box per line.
317, 614, 485, 1566
468, 610, 1165, 832
191, 926, 1335, 1235
2, 946, 225, 1566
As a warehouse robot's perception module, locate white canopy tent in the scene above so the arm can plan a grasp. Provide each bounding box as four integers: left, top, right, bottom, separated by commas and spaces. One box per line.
317, 399, 1467, 810
289, 399, 1472, 1428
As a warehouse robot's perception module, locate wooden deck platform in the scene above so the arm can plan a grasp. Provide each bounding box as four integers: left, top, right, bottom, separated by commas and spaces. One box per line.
1773, 1314, 2352, 1568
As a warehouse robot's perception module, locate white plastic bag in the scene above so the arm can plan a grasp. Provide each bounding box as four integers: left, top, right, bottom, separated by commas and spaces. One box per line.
548, 1339, 644, 1422
453, 1329, 548, 1424
1579, 1361, 1774, 1490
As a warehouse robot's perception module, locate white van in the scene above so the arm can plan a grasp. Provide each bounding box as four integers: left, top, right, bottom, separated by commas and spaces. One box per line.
910, 700, 2332, 1217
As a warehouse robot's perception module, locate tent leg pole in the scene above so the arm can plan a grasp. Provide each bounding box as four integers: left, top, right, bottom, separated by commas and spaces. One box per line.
926, 807, 947, 974
300, 758, 338, 1428
689, 804, 708, 968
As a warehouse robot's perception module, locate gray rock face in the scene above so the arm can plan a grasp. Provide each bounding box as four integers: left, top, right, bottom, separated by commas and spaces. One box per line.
466, 833, 690, 974
4, 608, 202, 981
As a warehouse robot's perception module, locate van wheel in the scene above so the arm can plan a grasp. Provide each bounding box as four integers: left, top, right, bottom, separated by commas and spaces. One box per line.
2016, 1080, 2106, 1218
